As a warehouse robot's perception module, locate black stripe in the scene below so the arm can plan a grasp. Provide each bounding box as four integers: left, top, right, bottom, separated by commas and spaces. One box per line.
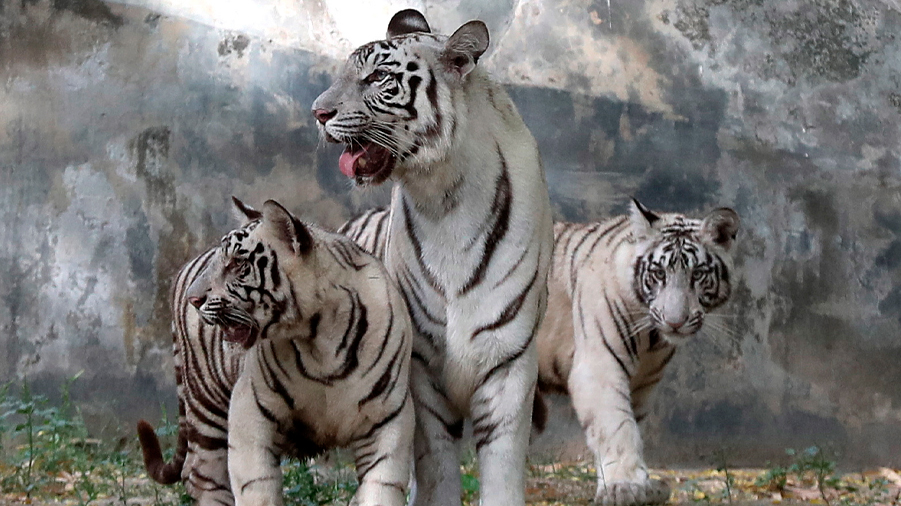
471, 266, 538, 340
580, 297, 630, 380
259, 343, 295, 410
403, 75, 422, 119
357, 391, 409, 441
401, 195, 444, 295
358, 340, 403, 408
477, 313, 540, 389
609, 297, 638, 361
362, 301, 395, 376
459, 149, 511, 295
490, 242, 529, 290
251, 380, 281, 426
357, 455, 388, 483
398, 265, 445, 326
240, 476, 279, 494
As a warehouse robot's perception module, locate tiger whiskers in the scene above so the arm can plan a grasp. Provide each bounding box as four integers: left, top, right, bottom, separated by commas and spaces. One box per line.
700, 318, 742, 345
626, 316, 654, 338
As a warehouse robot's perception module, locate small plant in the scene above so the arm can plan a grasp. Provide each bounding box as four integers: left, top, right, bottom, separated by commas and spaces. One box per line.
712, 449, 735, 503
755, 463, 789, 492
787, 446, 841, 506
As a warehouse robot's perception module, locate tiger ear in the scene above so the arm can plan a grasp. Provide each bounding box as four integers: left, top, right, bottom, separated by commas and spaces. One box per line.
232, 196, 262, 223
629, 198, 660, 239
701, 207, 740, 251
441, 20, 489, 77
387, 9, 431, 38
261, 200, 313, 256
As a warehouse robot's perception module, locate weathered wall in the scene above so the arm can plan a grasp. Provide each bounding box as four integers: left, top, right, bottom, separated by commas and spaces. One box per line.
1, 0, 899, 466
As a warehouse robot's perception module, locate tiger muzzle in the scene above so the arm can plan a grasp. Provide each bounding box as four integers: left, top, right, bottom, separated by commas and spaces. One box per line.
196, 300, 259, 349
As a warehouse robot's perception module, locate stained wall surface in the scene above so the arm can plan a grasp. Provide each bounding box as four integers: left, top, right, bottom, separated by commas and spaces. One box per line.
1, 0, 900, 466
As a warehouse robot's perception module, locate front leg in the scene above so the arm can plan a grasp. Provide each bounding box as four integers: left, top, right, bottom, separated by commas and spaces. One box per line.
568, 351, 669, 506
228, 373, 285, 506
410, 357, 465, 506
350, 394, 415, 506
470, 340, 538, 506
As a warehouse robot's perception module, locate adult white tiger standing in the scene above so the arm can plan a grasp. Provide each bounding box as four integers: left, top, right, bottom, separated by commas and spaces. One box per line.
312, 9, 553, 506
136, 198, 414, 506
536, 200, 740, 505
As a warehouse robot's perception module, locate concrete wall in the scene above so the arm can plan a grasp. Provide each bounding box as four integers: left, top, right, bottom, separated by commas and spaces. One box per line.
1, 0, 899, 466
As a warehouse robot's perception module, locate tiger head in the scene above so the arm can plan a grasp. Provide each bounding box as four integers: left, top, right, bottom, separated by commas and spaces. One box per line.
185, 198, 318, 349
629, 199, 740, 343
312, 9, 489, 185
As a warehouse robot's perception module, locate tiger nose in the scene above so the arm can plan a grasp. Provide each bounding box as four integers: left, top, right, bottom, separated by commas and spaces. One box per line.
313, 108, 337, 125
188, 295, 206, 308
665, 317, 687, 330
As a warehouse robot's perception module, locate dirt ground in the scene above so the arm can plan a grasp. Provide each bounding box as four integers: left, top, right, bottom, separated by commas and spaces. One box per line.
1, 462, 899, 505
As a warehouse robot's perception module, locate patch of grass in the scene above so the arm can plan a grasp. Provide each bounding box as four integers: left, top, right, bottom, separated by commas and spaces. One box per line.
0, 374, 361, 505
282, 457, 357, 505
461, 449, 480, 505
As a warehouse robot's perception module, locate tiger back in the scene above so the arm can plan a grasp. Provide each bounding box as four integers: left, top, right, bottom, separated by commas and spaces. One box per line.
137, 198, 414, 506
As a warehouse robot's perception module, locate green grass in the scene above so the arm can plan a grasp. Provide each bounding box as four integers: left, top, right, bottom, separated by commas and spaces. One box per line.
0, 374, 356, 505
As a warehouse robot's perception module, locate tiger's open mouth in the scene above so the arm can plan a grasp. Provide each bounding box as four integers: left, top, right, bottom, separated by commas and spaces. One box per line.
220, 324, 257, 349
338, 141, 395, 185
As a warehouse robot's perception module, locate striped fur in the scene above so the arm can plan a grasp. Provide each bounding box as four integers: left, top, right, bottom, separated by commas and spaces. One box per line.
538, 200, 739, 506
341, 200, 739, 506
137, 198, 413, 506
316, 10, 553, 506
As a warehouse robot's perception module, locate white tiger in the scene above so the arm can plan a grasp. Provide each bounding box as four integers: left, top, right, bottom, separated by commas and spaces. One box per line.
340, 199, 740, 505
137, 198, 414, 506
536, 199, 739, 505
313, 9, 553, 506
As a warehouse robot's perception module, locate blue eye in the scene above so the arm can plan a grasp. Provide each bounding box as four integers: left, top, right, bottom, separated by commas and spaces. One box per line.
364, 68, 389, 84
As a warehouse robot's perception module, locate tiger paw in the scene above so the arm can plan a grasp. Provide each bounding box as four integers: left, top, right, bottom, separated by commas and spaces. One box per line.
594, 479, 670, 506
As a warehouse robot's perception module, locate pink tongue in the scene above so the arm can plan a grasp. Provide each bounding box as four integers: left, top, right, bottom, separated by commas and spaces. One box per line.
339, 149, 367, 177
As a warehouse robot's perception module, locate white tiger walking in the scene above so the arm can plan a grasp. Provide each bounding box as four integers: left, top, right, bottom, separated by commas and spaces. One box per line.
313, 9, 553, 506
137, 198, 414, 506
536, 199, 739, 505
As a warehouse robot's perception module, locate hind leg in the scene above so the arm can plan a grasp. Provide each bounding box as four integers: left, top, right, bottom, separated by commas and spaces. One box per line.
185, 449, 236, 506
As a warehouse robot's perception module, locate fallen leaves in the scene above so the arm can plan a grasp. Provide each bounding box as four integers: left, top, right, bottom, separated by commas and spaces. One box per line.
523, 463, 901, 505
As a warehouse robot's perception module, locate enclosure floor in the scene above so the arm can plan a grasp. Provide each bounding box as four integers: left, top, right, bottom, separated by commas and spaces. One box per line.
1, 463, 898, 505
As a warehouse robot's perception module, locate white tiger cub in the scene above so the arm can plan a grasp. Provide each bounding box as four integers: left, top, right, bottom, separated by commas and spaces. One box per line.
339, 199, 739, 506
313, 9, 553, 506
536, 199, 739, 506
137, 198, 414, 506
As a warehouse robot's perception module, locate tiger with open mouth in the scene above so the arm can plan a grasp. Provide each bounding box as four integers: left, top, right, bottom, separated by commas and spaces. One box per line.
313, 9, 554, 506
137, 198, 414, 506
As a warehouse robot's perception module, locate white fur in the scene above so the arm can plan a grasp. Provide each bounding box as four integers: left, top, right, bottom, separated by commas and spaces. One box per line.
318, 14, 553, 506
139, 205, 415, 506
536, 204, 738, 506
